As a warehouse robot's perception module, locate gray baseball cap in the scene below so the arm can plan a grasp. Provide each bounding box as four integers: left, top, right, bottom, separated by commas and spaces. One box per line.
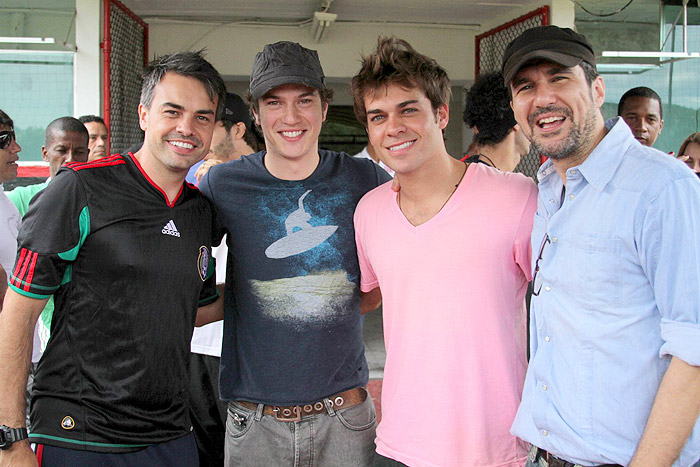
249, 41, 326, 100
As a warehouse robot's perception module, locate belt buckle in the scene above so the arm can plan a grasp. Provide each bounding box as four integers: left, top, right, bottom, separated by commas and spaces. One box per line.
272, 405, 301, 422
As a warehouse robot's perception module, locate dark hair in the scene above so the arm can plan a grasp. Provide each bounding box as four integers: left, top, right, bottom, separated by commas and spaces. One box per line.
0, 109, 13, 128
45, 116, 89, 146
351, 36, 452, 125
78, 115, 106, 126
463, 72, 515, 146
618, 86, 663, 119
245, 87, 334, 119
140, 50, 226, 120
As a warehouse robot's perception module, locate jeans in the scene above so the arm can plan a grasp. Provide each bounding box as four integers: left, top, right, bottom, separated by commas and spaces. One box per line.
224, 392, 376, 466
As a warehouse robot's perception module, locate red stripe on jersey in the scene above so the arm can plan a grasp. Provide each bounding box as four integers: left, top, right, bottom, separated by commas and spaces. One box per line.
70, 154, 126, 171
24, 252, 38, 291
129, 153, 183, 207
14, 249, 32, 289
12, 247, 29, 278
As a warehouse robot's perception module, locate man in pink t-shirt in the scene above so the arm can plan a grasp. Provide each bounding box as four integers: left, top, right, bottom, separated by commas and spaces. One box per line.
351, 37, 538, 467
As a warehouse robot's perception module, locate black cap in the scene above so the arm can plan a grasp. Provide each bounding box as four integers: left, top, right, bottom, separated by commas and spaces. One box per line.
249, 41, 326, 100
502, 26, 596, 86
221, 92, 252, 128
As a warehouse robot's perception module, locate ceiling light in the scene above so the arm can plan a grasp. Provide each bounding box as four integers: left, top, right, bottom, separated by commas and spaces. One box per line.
309, 11, 337, 43
0, 36, 55, 44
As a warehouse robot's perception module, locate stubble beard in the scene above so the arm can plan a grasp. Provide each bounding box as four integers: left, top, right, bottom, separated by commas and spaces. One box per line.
528, 103, 599, 161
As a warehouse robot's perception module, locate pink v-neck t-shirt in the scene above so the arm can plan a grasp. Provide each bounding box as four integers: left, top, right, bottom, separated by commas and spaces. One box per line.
355, 163, 537, 467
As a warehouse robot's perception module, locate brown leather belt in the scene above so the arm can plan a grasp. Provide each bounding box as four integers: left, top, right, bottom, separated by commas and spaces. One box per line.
236, 387, 367, 422
533, 448, 622, 467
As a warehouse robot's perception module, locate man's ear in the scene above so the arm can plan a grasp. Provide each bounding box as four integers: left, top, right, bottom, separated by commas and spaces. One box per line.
321, 101, 329, 123
138, 103, 148, 131
436, 103, 449, 130
41, 146, 49, 162
233, 122, 246, 140
592, 75, 606, 108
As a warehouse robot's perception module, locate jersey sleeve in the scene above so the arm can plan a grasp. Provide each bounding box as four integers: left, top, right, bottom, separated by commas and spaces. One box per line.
197, 252, 219, 307
9, 170, 90, 299
198, 199, 222, 307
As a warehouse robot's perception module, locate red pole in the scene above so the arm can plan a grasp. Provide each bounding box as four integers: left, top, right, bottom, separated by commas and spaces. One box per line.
102, 0, 111, 136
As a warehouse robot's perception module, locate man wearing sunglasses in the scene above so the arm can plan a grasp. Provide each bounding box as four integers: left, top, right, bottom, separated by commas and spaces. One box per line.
0, 109, 22, 307
504, 26, 700, 467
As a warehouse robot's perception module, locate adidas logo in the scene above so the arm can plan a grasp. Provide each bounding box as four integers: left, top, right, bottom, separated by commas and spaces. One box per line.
162, 220, 181, 237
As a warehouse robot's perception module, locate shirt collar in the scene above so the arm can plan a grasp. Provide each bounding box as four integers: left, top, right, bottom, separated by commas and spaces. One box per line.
536, 117, 635, 191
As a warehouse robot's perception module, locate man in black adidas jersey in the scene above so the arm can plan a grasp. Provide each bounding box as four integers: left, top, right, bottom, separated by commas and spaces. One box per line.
0, 51, 225, 466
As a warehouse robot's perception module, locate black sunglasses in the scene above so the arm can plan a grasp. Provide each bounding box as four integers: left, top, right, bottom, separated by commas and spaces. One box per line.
0, 130, 16, 150
532, 234, 550, 296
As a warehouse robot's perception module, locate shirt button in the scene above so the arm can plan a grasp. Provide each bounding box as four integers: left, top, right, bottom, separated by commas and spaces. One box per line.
549, 198, 556, 204
542, 384, 548, 391
569, 194, 576, 200
551, 237, 558, 243
542, 430, 549, 436
570, 170, 578, 175
545, 336, 551, 342
545, 286, 552, 292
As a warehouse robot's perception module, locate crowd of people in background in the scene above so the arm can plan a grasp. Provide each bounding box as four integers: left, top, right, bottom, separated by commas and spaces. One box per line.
0, 22, 699, 467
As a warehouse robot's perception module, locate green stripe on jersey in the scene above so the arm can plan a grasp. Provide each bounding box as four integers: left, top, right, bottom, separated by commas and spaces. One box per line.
29, 433, 152, 449
58, 206, 90, 261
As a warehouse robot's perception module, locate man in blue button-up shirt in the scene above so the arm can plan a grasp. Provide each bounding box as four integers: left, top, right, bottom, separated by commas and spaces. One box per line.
502, 25, 700, 467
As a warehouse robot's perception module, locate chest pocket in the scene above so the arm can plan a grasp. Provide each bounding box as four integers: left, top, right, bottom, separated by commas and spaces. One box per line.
572, 235, 621, 310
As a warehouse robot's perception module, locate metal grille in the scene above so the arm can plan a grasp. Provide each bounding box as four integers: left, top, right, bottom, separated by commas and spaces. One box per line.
475, 7, 549, 179
104, 0, 148, 154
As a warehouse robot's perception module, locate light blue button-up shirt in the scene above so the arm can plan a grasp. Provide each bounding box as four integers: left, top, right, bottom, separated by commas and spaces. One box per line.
511, 118, 700, 466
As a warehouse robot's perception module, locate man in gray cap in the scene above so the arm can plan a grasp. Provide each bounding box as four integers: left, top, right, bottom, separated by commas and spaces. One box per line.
503, 25, 700, 467
197, 41, 391, 466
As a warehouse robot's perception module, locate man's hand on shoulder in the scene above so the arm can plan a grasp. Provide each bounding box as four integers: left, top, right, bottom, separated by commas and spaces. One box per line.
195, 158, 225, 183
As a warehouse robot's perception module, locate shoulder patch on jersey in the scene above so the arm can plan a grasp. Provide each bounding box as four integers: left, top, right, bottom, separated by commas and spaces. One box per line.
198, 246, 209, 281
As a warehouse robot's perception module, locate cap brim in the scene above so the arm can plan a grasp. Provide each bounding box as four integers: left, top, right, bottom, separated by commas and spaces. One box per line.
503, 50, 582, 86
251, 75, 325, 100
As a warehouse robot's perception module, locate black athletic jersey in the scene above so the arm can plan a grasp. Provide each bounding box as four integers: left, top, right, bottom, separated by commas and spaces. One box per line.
9, 153, 219, 452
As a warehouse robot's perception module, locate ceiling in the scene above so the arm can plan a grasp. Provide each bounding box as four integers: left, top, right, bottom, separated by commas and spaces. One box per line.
120, 0, 662, 27
3, 0, 663, 29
